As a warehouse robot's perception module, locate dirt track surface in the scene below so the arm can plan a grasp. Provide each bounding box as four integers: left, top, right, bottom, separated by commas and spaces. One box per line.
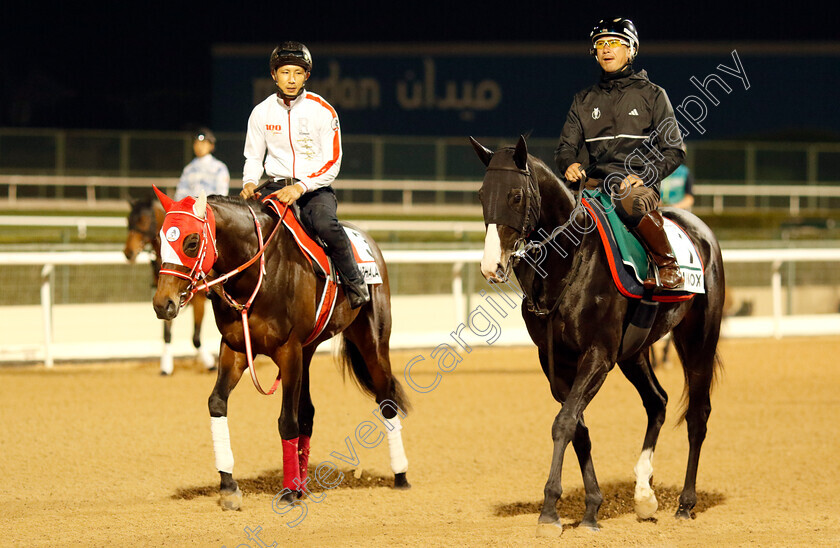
2, 337, 839, 547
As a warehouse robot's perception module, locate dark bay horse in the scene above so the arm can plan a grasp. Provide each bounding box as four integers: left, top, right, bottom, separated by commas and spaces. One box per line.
124, 198, 215, 373
471, 136, 724, 537
150, 190, 410, 510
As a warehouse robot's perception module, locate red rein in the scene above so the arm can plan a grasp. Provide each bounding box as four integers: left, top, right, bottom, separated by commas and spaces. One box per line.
162, 201, 289, 395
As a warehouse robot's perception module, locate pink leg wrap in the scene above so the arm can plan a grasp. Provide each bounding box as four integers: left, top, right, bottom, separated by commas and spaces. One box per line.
282, 437, 300, 491
298, 435, 311, 487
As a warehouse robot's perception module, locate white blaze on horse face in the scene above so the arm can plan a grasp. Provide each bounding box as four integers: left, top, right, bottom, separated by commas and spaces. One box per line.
633, 447, 658, 519
481, 223, 503, 280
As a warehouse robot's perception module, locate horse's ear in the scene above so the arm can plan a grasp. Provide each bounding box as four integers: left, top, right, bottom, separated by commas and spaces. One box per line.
193, 191, 207, 219
513, 135, 528, 170
153, 185, 174, 212
469, 136, 494, 167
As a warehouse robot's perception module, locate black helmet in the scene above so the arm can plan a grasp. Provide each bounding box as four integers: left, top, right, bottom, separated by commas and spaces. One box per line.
270, 42, 313, 73
589, 18, 639, 59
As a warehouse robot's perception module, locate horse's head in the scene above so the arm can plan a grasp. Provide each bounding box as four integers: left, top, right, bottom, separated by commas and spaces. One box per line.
472, 135, 541, 282
151, 186, 217, 320
124, 199, 156, 262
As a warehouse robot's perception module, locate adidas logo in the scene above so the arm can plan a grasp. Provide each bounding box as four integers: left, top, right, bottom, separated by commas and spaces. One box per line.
628, 109, 639, 116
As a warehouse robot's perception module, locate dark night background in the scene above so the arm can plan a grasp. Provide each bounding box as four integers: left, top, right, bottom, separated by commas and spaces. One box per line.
0, 3, 835, 131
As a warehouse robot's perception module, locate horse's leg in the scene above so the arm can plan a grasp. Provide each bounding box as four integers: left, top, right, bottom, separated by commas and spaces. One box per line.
572, 417, 603, 530
537, 347, 611, 538
537, 349, 602, 530
671, 296, 722, 519
273, 342, 304, 503
161, 320, 174, 375
617, 351, 669, 519
342, 316, 411, 489
192, 296, 215, 370
297, 347, 316, 494
208, 341, 247, 510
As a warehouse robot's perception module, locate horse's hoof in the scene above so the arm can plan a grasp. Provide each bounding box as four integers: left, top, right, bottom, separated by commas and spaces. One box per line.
634, 486, 658, 519
219, 487, 242, 511
535, 520, 563, 538
279, 489, 297, 504
675, 505, 694, 520
394, 472, 411, 490
580, 519, 600, 532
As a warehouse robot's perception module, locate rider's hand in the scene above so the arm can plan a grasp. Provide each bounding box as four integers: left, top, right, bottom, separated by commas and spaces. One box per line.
240, 182, 258, 199
619, 174, 645, 190
272, 184, 304, 205
565, 163, 586, 183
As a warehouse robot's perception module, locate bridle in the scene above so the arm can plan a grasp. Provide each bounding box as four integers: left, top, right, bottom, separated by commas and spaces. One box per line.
158, 199, 289, 395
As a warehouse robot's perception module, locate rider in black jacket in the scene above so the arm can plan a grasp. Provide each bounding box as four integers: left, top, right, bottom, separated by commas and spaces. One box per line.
556, 18, 685, 289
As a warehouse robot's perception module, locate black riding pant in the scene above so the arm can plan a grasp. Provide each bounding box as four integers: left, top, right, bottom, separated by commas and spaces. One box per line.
266, 185, 364, 284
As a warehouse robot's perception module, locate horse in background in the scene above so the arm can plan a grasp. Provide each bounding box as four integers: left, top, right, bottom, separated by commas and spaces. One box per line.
150, 190, 411, 510
472, 136, 724, 537
124, 197, 217, 374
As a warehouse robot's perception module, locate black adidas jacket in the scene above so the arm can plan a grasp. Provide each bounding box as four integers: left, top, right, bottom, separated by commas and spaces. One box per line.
555, 68, 685, 192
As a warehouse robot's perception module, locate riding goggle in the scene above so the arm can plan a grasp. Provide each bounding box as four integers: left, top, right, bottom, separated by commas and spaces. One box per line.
273, 50, 311, 67
593, 38, 630, 49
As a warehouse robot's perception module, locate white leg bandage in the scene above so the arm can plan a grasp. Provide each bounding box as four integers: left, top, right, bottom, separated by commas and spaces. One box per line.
210, 416, 235, 474
633, 447, 658, 518
198, 346, 215, 369
160, 343, 174, 375
384, 416, 408, 474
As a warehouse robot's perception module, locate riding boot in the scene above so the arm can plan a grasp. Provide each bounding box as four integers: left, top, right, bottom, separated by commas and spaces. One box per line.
632, 210, 684, 290
329, 245, 371, 309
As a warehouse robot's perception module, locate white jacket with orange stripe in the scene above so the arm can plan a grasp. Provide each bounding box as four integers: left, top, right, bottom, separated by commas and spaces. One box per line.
243, 90, 342, 194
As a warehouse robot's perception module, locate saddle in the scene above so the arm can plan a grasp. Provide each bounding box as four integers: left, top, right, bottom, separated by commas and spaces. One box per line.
262, 197, 382, 285
580, 190, 703, 303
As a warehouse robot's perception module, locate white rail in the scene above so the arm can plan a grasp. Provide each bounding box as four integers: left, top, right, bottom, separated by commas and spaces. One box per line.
0, 215, 485, 239
2, 248, 839, 366
3, 175, 840, 214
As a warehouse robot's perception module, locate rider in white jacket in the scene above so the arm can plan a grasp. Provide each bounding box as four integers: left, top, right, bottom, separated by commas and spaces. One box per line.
240, 42, 370, 309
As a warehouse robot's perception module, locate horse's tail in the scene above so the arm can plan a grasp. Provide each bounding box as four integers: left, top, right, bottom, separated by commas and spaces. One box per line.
337, 335, 411, 414
672, 290, 726, 426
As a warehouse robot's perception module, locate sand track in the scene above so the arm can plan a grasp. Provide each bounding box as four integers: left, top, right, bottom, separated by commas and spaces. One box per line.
2, 337, 839, 546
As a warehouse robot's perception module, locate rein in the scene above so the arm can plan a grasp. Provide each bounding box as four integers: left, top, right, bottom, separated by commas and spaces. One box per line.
490, 168, 587, 404
198, 201, 289, 396
160, 200, 288, 396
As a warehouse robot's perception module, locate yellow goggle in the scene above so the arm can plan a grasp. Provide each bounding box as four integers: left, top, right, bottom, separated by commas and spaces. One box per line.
593, 38, 629, 49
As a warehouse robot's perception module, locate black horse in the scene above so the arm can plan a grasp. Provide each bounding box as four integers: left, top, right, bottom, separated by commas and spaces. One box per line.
471, 136, 724, 537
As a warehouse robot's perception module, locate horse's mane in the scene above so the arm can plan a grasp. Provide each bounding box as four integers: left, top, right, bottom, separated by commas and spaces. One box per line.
527, 153, 576, 207
208, 194, 274, 215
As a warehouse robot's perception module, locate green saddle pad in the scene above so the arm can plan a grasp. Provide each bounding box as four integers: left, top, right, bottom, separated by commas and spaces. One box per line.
582, 189, 648, 281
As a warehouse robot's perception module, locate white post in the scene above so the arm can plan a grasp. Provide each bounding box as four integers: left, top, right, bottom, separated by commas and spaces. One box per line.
452, 261, 465, 326
771, 260, 783, 340
40, 264, 54, 368
790, 195, 799, 217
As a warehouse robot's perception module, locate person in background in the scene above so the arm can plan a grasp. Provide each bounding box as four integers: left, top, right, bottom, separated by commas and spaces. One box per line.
167, 127, 228, 375
659, 163, 694, 210
175, 128, 230, 200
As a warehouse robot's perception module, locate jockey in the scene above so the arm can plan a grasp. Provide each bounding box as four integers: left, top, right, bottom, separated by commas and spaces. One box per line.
555, 18, 686, 289
240, 41, 371, 308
